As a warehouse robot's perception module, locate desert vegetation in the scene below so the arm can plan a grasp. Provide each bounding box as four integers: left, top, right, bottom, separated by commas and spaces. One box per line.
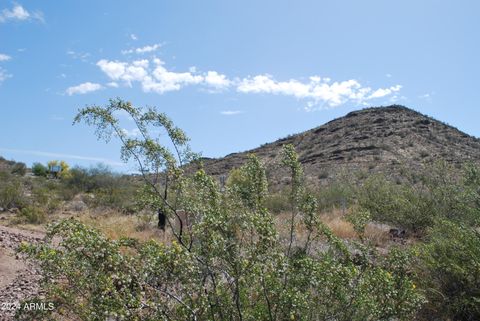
1, 100, 479, 320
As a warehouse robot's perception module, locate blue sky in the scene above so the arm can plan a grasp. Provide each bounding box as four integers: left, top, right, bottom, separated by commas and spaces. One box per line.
0, 1, 478, 171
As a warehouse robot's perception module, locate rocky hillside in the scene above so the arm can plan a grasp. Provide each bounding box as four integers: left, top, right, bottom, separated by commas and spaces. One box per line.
199, 105, 480, 188
0, 157, 26, 175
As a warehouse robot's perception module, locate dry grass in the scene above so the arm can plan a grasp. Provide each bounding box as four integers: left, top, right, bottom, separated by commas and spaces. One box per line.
77, 212, 165, 242
320, 209, 357, 239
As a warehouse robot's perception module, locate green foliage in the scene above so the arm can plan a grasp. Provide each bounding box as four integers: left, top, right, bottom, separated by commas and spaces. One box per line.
346, 207, 371, 239
0, 177, 25, 209
21, 140, 424, 320
358, 162, 480, 232
265, 191, 290, 214
32, 162, 48, 177
417, 220, 480, 321
18, 205, 46, 224
63, 164, 138, 211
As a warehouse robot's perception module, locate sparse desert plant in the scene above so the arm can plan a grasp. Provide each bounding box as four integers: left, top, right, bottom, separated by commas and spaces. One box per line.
0, 178, 25, 209
417, 220, 480, 321
17, 205, 46, 224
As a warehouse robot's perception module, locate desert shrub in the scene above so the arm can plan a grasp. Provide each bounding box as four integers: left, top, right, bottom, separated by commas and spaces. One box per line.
265, 191, 290, 214
18, 205, 46, 224
64, 165, 137, 211
11, 162, 27, 176
21, 156, 423, 320
32, 186, 61, 213
315, 181, 354, 212
417, 220, 480, 321
0, 178, 25, 209
19, 100, 424, 320
32, 162, 48, 177
358, 162, 480, 233
358, 175, 436, 232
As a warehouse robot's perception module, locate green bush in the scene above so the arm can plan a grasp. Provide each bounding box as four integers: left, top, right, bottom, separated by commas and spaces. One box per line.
18, 99, 424, 320
0, 179, 25, 209
18, 206, 46, 224
358, 162, 480, 233
20, 147, 424, 321
32, 162, 48, 177
417, 220, 480, 320
358, 175, 435, 232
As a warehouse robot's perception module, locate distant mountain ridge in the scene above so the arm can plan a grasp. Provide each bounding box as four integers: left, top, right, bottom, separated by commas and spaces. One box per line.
198, 105, 480, 187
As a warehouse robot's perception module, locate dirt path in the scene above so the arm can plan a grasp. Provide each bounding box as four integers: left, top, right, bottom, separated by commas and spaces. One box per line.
0, 225, 44, 321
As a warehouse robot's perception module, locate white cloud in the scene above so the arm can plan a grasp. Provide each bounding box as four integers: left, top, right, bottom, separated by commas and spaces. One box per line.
0, 53, 11, 61
368, 85, 402, 99
204, 71, 230, 90
237, 75, 402, 109
130, 34, 138, 40
66, 82, 103, 95
95, 56, 403, 109
106, 82, 119, 88
0, 4, 44, 23
220, 110, 243, 116
122, 43, 161, 55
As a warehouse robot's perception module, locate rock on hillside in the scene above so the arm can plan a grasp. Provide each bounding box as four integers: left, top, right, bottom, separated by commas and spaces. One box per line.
198, 105, 480, 188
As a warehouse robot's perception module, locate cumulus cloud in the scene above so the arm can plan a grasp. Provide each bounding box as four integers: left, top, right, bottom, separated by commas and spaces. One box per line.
95, 56, 402, 109
0, 4, 44, 23
220, 110, 243, 116
122, 43, 161, 55
204, 71, 231, 90
97, 58, 227, 94
367, 85, 402, 99
237, 75, 401, 109
66, 82, 103, 95
0, 53, 11, 61
130, 34, 138, 40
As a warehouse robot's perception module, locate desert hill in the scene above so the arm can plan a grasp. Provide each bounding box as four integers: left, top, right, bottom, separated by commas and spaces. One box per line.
199, 105, 480, 187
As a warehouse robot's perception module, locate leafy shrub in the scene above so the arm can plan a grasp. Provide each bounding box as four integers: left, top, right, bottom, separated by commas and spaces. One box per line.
64, 165, 137, 211
358, 162, 480, 233
32, 186, 61, 213
358, 175, 435, 232
0, 179, 25, 209
18, 206, 46, 224
417, 220, 480, 320
265, 191, 290, 214
20, 147, 424, 321
32, 162, 48, 177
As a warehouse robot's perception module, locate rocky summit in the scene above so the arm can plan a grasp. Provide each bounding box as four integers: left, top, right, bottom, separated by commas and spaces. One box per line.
199, 105, 480, 187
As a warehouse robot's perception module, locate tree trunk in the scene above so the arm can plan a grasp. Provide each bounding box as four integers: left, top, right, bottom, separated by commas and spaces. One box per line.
158, 208, 166, 230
